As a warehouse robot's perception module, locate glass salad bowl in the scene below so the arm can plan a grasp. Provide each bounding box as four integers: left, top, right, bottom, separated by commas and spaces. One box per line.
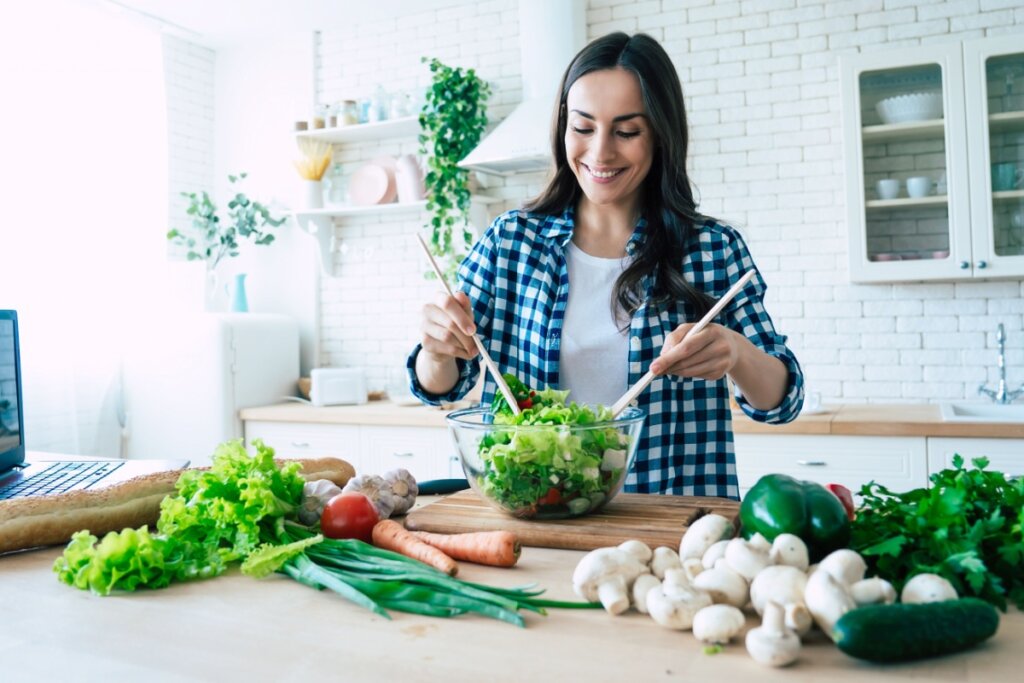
446, 406, 646, 520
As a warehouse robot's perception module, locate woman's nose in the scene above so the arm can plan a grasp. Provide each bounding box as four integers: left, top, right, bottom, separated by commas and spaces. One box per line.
591, 132, 616, 163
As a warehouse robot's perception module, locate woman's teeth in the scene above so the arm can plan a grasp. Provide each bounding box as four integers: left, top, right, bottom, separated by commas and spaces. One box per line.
588, 167, 622, 179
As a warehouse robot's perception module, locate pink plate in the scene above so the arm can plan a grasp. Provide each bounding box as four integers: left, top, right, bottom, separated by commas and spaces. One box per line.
348, 164, 390, 206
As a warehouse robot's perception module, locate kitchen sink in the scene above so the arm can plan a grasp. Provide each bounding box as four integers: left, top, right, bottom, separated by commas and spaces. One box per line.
939, 402, 1024, 423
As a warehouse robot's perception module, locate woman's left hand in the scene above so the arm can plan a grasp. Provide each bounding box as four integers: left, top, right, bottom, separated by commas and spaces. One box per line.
648, 323, 740, 381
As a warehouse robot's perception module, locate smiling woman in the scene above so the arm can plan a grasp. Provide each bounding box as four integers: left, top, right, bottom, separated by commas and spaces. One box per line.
0, 0, 168, 455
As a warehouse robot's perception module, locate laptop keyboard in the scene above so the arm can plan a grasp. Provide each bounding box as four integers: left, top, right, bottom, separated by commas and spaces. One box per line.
0, 461, 124, 500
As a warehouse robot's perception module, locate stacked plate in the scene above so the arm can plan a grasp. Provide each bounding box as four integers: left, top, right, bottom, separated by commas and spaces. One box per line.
348, 156, 398, 206
875, 92, 943, 125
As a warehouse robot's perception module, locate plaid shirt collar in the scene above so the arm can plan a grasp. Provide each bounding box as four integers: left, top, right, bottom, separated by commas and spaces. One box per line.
539, 205, 649, 257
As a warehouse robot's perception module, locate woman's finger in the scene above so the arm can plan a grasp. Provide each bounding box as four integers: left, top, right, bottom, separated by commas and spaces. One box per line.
422, 320, 478, 360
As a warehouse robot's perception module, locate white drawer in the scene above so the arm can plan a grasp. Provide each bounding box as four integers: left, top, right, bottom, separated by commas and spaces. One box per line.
735, 434, 928, 498
927, 437, 1024, 478
244, 421, 368, 472
360, 425, 452, 481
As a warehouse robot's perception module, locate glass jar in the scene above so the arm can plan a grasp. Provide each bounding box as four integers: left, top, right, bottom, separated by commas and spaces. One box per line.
338, 100, 359, 126
325, 163, 347, 206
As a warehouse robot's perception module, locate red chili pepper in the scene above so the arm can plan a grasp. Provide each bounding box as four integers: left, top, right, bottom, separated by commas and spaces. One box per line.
826, 483, 856, 521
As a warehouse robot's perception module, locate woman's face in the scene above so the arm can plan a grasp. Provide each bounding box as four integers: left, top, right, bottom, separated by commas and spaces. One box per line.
564, 67, 654, 212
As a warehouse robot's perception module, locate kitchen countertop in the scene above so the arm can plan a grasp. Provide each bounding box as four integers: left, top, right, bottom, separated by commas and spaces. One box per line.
4, 520, 1020, 681
240, 401, 1024, 439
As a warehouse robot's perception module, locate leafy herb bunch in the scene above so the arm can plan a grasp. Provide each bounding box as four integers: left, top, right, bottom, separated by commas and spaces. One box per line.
851, 455, 1024, 611
418, 57, 491, 281
167, 172, 286, 270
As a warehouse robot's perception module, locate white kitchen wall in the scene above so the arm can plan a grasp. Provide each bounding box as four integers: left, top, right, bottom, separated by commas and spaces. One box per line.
171, 0, 1024, 403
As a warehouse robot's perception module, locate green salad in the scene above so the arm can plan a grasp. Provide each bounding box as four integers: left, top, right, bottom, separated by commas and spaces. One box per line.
477, 375, 634, 517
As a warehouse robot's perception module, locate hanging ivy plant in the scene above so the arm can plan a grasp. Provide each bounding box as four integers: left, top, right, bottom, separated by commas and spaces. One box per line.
418, 57, 491, 281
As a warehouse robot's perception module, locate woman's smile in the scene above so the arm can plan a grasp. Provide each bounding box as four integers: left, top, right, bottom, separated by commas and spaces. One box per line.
581, 162, 626, 182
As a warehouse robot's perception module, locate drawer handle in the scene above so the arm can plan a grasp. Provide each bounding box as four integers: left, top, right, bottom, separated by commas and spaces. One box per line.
290, 441, 311, 448
796, 460, 827, 467
393, 451, 414, 458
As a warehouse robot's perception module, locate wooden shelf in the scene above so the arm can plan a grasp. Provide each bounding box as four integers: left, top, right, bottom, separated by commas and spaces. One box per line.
862, 118, 945, 143
989, 110, 1024, 134
865, 195, 949, 210
294, 117, 419, 144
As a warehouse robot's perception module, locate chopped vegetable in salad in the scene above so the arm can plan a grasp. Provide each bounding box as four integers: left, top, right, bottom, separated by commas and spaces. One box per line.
480, 374, 632, 517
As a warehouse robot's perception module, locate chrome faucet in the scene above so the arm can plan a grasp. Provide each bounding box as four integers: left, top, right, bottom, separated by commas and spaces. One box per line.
978, 323, 1024, 404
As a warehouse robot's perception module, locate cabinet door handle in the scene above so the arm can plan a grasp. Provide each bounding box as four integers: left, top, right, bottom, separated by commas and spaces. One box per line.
959, 260, 970, 269
392, 451, 414, 458
290, 441, 310, 448
976, 260, 988, 269
796, 460, 827, 466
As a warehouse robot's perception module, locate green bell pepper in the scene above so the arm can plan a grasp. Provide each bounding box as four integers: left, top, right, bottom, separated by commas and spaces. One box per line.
740, 473, 851, 562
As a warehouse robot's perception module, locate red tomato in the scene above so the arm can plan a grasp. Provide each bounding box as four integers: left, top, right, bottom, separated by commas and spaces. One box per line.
537, 487, 562, 506
320, 493, 379, 542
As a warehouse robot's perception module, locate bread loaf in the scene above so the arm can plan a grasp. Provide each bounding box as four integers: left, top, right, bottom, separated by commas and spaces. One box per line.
0, 456, 356, 554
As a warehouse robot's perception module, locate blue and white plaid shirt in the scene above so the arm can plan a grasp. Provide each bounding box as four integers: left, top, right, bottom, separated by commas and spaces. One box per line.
408, 208, 804, 500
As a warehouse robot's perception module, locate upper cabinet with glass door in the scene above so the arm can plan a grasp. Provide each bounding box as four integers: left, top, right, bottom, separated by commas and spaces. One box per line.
840, 38, 1024, 283
840, 44, 970, 283
964, 35, 1024, 278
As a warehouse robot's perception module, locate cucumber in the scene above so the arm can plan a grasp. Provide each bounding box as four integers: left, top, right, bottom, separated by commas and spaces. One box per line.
833, 598, 999, 663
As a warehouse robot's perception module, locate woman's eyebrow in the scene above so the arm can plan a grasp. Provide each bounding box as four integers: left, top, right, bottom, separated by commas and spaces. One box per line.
569, 109, 646, 123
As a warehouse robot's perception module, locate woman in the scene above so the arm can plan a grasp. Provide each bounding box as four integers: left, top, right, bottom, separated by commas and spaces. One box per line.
407, 32, 803, 500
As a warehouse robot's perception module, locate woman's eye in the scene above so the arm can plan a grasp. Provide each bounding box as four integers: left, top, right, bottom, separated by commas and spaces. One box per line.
617, 130, 640, 139
571, 126, 593, 134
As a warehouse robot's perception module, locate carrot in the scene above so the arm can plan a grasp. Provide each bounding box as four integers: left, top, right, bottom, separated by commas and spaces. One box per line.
371, 519, 458, 576
410, 530, 521, 568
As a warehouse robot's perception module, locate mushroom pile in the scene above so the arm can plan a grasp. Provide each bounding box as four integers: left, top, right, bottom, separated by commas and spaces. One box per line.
572, 514, 961, 668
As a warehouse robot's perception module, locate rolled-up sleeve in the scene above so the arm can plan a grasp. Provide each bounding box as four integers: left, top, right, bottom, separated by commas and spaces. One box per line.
719, 228, 804, 424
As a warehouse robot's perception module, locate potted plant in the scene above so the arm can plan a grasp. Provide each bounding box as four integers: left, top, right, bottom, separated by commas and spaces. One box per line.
167, 172, 285, 309
418, 57, 491, 281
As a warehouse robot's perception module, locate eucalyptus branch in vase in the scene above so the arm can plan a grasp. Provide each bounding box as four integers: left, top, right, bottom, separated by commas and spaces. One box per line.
418, 57, 491, 282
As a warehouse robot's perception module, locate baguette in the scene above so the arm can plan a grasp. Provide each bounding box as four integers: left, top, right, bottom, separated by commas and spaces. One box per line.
0, 456, 356, 554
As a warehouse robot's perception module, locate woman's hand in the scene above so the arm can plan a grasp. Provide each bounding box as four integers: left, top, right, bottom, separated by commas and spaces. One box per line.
649, 323, 740, 381
420, 291, 479, 362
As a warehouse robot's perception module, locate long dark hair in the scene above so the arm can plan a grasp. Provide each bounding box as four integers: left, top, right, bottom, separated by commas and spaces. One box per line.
524, 32, 716, 323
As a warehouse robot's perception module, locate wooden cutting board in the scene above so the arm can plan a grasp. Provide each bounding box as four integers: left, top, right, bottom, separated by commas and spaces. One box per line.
404, 490, 740, 551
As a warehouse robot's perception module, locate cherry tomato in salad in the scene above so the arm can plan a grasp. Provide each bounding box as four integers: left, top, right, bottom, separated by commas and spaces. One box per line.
320, 493, 379, 542
537, 487, 562, 506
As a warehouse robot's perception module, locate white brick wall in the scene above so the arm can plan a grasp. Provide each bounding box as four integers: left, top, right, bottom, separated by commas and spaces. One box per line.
165, 1, 1024, 403
163, 35, 216, 255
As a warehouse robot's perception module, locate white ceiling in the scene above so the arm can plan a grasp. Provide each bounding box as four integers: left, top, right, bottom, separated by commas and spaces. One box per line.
107, 0, 460, 48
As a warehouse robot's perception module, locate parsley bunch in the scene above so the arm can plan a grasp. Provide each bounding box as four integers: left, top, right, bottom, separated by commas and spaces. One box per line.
850, 456, 1024, 611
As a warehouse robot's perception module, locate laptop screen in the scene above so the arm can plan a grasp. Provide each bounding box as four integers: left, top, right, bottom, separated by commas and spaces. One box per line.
1, 310, 25, 471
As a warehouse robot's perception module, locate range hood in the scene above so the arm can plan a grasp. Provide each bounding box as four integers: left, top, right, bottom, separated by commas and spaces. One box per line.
458, 0, 587, 176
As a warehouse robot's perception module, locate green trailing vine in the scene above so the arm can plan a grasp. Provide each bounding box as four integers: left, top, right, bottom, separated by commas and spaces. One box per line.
418, 57, 491, 281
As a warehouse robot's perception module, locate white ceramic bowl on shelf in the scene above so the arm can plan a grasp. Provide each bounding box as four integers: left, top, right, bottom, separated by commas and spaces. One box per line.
875, 92, 943, 125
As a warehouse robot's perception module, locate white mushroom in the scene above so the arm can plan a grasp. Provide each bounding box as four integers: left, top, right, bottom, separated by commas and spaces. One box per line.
803, 566, 856, 635
701, 539, 729, 570
617, 539, 653, 565
749, 565, 807, 616
680, 514, 734, 561
816, 549, 867, 586
724, 536, 771, 581
748, 532, 772, 553
692, 559, 749, 608
901, 573, 958, 604
572, 547, 649, 615
745, 601, 800, 667
784, 602, 813, 636
768, 534, 809, 571
646, 572, 712, 630
682, 558, 705, 582
692, 604, 746, 644
650, 546, 683, 579
850, 577, 897, 606
631, 573, 662, 614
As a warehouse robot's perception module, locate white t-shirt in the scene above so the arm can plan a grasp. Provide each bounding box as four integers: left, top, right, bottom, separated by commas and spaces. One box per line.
559, 241, 630, 407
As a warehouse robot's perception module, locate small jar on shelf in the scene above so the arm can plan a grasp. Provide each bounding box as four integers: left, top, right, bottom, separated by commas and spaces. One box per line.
337, 100, 359, 126
325, 163, 347, 206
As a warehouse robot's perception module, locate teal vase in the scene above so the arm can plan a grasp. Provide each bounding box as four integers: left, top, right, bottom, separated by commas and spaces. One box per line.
230, 273, 249, 312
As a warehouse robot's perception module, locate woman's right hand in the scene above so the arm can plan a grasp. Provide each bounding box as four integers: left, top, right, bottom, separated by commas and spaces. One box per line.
420, 290, 479, 362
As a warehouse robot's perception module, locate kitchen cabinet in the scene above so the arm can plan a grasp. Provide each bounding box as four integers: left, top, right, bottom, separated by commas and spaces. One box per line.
291, 117, 502, 274
840, 35, 1024, 283
244, 419, 458, 481
734, 434, 929, 498
927, 437, 1024, 478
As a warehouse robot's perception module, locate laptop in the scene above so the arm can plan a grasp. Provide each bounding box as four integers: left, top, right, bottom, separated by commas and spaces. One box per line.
0, 310, 189, 500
